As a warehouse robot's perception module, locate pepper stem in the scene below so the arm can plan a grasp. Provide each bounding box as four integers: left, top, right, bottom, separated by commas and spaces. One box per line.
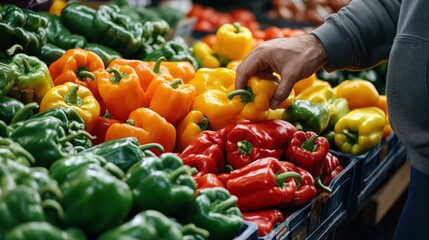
276, 171, 302, 187
233, 22, 241, 33
39, 183, 63, 201
237, 140, 252, 156
227, 88, 255, 103
107, 68, 126, 84
153, 56, 167, 74
57, 130, 96, 144
139, 143, 164, 154
0, 138, 35, 164
102, 109, 112, 118
181, 224, 210, 239
343, 129, 359, 145
212, 196, 238, 213
104, 162, 125, 179
301, 134, 318, 152
10, 102, 39, 124
64, 84, 83, 107
169, 79, 183, 89
169, 165, 192, 181
76, 67, 95, 81
126, 119, 135, 125
314, 177, 332, 193
6, 44, 23, 55
21, 58, 31, 74
198, 117, 210, 131
41, 199, 64, 220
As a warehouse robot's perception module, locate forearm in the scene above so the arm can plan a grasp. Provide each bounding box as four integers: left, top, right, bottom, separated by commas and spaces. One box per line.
311, 0, 400, 71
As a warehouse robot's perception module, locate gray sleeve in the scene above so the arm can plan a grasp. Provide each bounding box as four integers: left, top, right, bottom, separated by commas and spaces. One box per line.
311, 0, 400, 71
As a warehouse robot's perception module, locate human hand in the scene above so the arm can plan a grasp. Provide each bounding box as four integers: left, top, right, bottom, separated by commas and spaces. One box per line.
235, 34, 328, 109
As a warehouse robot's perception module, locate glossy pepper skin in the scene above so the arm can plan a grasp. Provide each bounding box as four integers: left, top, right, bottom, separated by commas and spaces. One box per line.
0, 137, 35, 167
39, 82, 100, 133
295, 83, 336, 104
283, 100, 330, 134
31, 43, 66, 66
321, 152, 344, 186
97, 66, 147, 121
0, 63, 16, 100
334, 107, 386, 155
105, 107, 176, 154
174, 110, 210, 153
124, 152, 196, 217
8, 53, 54, 104
90, 110, 122, 145
223, 157, 302, 212
83, 43, 122, 67
333, 79, 380, 110
214, 22, 253, 61
93, 5, 143, 57
0, 4, 48, 55
195, 173, 225, 194
327, 97, 350, 128
146, 60, 196, 84
4, 222, 87, 240
193, 41, 221, 68
0, 97, 24, 125
60, 2, 97, 41
49, 154, 133, 236
188, 67, 236, 95
145, 40, 199, 70
146, 77, 196, 125
225, 120, 297, 169
242, 209, 284, 237
181, 187, 244, 240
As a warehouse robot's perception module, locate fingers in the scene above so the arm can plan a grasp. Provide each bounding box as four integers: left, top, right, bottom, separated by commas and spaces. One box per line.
235, 53, 260, 90
270, 70, 298, 109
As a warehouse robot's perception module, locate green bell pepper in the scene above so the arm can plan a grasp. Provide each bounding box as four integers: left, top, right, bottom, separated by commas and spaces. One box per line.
83, 43, 122, 67
49, 154, 133, 235
181, 187, 244, 240
0, 4, 49, 55
0, 137, 35, 167
93, 5, 143, 58
30, 43, 65, 66
326, 97, 349, 128
60, 2, 97, 42
0, 63, 16, 100
124, 152, 196, 218
83, 137, 163, 172
8, 53, 54, 104
283, 99, 330, 134
8, 116, 91, 167
0, 96, 24, 125
4, 222, 87, 240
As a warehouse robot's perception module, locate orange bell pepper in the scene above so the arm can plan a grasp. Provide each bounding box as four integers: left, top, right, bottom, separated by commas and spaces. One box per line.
145, 76, 196, 125
333, 79, 380, 110
149, 61, 196, 84
97, 65, 147, 121
49, 48, 105, 100
375, 95, 392, 138
39, 82, 100, 132
174, 110, 210, 153
105, 107, 176, 154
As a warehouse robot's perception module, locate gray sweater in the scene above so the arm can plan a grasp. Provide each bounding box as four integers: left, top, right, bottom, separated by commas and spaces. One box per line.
312, 0, 429, 176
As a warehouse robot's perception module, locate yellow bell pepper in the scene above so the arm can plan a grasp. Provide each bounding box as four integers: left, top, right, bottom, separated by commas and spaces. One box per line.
174, 110, 210, 152
40, 82, 100, 133
191, 89, 244, 130
334, 79, 380, 110
375, 95, 392, 138
213, 23, 253, 61
49, 0, 68, 16
296, 84, 336, 104
188, 68, 236, 95
293, 73, 317, 95
334, 107, 386, 155
226, 60, 242, 71
193, 41, 221, 68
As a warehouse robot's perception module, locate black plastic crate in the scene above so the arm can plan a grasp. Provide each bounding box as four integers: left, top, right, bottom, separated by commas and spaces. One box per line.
236, 221, 259, 240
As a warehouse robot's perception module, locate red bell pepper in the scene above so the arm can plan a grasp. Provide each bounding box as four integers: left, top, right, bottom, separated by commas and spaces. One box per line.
242, 209, 285, 237
224, 157, 302, 212
91, 110, 122, 145
321, 152, 344, 186
180, 130, 226, 172
225, 120, 296, 169
182, 153, 218, 179
195, 173, 225, 195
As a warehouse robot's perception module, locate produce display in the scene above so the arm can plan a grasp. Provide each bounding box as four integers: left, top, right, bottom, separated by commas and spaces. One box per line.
0, 1, 399, 239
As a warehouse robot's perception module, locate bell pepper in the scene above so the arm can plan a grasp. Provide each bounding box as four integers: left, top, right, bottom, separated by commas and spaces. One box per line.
39, 82, 100, 133
193, 41, 221, 68
214, 22, 253, 61
8, 53, 54, 104
151, 61, 196, 84
321, 152, 344, 186
49, 154, 133, 235
295, 83, 336, 104
49, 48, 105, 100
83, 43, 122, 67
0, 137, 35, 167
145, 76, 196, 125
195, 173, 225, 194
4, 222, 87, 240
0, 63, 16, 100
8, 116, 93, 167
84, 137, 163, 172
327, 97, 350, 128
175, 110, 210, 153
181, 187, 244, 240
227, 76, 295, 121
191, 89, 244, 130
283, 100, 330, 134
105, 107, 176, 154
0, 4, 48, 55
242, 209, 284, 237
223, 157, 302, 212
31, 43, 66, 66
145, 40, 199, 70
333, 79, 380, 110
181, 154, 218, 180
375, 95, 392, 138
90, 110, 122, 145
98, 210, 206, 240
285, 131, 331, 192
225, 119, 297, 169
0, 97, 24, 125
49, 0, 68, 16
188, 67, 236, 95
180, 130, 227, 173
293, 73, 317, 95
60, 2, 97, 42
334, 107, 386, 155
226, 60, 242, 71
97, 66, 147, 121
